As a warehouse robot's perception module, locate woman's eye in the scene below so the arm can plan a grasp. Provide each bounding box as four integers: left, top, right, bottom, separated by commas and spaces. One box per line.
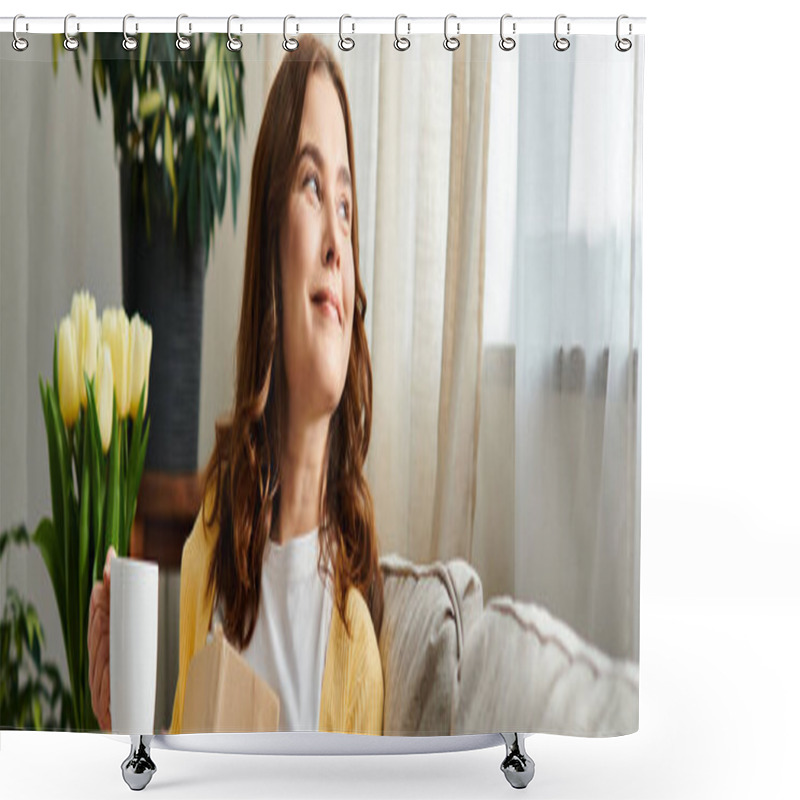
338, 198, 350, 222
304, 172, 320, 199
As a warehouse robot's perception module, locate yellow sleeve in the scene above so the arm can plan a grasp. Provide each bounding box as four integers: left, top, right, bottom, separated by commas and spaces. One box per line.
345, 589, 385, 736
168, 486, 218, 735
168, 533, 196, 736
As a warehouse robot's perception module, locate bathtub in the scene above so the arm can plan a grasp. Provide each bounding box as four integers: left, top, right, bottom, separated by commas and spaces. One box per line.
110, 732, 534, 790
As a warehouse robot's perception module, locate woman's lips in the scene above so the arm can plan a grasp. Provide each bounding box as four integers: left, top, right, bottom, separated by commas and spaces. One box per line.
314, 297, 339, 324
311, 288, 342, 327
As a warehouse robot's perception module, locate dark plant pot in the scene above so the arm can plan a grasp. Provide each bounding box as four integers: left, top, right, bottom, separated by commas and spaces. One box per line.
119, 158, 205, 473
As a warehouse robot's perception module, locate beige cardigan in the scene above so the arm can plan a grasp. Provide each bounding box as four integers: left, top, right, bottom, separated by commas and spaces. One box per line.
169, 491, 384, 736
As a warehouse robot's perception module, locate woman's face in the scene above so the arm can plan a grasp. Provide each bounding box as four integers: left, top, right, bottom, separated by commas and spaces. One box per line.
280, 70, 355, 425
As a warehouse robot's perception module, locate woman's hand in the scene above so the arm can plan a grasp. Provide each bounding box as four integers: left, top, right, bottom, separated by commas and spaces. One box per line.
87, 546, 115, 732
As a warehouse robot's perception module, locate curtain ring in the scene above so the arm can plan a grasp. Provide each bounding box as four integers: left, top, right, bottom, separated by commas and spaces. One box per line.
499, 14, 516, 51
394, 15, 410, 51
339, 14, 355, 51
122, 15, 138, 51
12, 15, 29, 52
283, 15, 299, 51
553, 14, 570, 51
64, 13, 79, 51
444, 14, 460, 51
176, 14, 191, 51
615, 14, 632, 52
227, 15, 243, 52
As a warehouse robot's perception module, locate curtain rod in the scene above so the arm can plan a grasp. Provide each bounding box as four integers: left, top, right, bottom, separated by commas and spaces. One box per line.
0, 16, 646, 37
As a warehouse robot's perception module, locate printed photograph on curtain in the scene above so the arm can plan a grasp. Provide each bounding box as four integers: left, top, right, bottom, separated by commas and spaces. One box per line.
0, 30, 643, 737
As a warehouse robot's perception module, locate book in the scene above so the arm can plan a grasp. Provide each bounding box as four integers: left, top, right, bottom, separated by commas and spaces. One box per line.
182, 621, 281, 733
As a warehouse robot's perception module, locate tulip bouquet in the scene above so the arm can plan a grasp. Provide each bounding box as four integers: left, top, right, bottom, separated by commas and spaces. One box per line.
34, 290, 152, 731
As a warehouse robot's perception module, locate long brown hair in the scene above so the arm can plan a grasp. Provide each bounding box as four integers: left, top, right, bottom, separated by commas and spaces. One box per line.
200, 34, 383, 650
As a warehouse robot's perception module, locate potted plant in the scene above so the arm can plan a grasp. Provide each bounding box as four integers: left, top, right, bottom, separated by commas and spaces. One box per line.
53, 32, 246, 473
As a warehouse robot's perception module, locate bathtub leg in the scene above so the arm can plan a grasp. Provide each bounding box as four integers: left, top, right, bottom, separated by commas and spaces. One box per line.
121, 734, 157, 791
500, 733, 535, 789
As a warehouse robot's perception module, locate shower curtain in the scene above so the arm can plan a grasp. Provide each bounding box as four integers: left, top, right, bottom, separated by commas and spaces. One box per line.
0, 24, 643, 738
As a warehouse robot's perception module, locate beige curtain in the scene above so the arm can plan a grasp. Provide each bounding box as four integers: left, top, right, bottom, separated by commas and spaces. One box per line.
346, 36, 493, 565
430, 35, 493, 562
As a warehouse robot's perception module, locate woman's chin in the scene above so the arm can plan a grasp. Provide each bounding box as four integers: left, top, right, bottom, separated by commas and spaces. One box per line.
308, 375, 345, 417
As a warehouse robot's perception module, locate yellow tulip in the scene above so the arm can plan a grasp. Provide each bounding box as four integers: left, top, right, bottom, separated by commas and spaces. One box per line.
101, 308, 131, 420
129, 314, 153, 420
70, 290, 98, 408
57, 316, 80, 429
95, 343, 114, 453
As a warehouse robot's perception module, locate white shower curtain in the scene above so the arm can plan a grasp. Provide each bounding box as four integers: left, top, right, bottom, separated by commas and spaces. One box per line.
1, 33, 641, 715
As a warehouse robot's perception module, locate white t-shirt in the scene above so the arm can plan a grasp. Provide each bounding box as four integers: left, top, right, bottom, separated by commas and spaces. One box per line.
210, 527, 334, 732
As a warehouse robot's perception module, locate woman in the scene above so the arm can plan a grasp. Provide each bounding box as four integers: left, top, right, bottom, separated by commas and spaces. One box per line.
87, 34, 385, 736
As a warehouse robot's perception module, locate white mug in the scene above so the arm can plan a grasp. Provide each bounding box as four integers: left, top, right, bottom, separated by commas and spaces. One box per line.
110, 557, 159, 734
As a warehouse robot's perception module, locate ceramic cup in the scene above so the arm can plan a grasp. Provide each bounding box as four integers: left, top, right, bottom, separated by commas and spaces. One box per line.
110, 557, 159, 734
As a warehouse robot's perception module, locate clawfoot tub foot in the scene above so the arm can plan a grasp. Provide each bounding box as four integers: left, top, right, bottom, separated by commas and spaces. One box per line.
500, 733, 535, 789
121, 734, 157, 791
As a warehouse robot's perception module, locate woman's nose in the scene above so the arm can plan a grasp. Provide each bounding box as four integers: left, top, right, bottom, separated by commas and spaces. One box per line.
322, 199, 341, 270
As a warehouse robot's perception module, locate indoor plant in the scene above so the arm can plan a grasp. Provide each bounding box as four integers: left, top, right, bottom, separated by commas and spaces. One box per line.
0, 524, 72, 731
34, 291, 152, 730
53, 32, 246, 472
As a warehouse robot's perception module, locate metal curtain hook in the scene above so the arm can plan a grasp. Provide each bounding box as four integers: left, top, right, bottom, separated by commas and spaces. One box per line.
394, 14, 410, 51
283, 15, 299, 51
64, 13, 79, 51
499, 14, 516, 51
227, 15, 243, 51
122, 14, 138, 51
444, 14, 460, 51
615, 14, 632, 52
339, 14, 355, 51
12, 14, 29, 52
554, 14, 570, 51
176, 14, 191, 50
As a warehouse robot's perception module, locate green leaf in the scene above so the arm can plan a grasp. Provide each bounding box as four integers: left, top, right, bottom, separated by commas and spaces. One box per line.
91, 59, 102, 119
138, 32, 150, 78
148, 109, 161, 153
39, 379, 63, 551
33, 696, 42, 731
119, 419, 128, 558
84, 376, 105, 584
0, 523, 30, 564
25, 605, 43, 672
32, 517, 69, 702
218, 70, 228, 146
138, 88, 163, 119
52, 326, 59, 407
164, 114, 177, 198
105, 400, 121, 558
204, 39, 218, 109
125, 384, 145, 538
45, 386, 74, 681
78, 419, 91, 687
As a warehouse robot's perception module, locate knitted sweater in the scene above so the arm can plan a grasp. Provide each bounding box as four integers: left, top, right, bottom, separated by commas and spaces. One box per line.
168, 488, 384, 736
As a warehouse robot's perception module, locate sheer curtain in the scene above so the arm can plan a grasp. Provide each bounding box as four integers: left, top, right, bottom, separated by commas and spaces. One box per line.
342, 33, 642, 661
338, 36, 493, 564
482, 35, 643, 662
